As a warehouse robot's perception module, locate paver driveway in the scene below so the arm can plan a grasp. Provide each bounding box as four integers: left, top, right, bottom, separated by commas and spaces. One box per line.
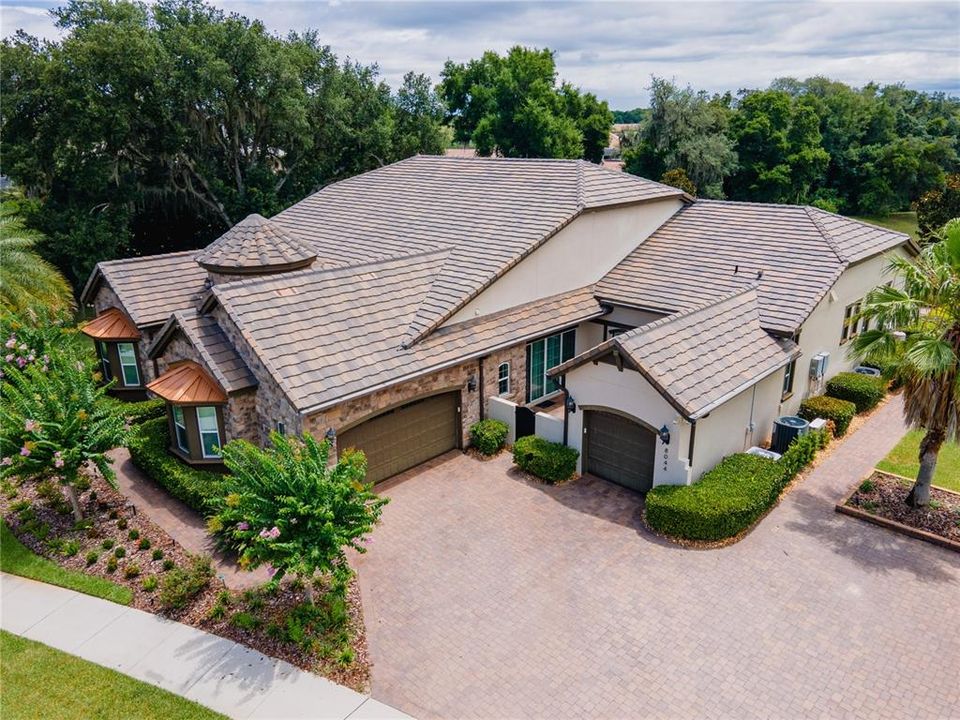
353, 397, 960, 720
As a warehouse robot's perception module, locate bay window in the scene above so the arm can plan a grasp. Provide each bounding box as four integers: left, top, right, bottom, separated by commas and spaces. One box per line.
117, 342, 141, 387
172, 406, 189, 453
197, 406, 222, 459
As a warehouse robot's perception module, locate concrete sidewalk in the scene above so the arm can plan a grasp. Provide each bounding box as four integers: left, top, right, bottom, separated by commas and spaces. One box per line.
0, 573, 411, 720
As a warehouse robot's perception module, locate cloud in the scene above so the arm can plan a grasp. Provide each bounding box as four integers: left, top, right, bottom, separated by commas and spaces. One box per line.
3, 0, 958, 107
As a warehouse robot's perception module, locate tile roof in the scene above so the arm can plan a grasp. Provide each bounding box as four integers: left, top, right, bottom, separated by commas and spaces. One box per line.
194, 214, 318, 274
210, 252, 605, 412
81, 252, 209, 328
550, 287, 799, 420
271, 155, 684, 346
147, 309, 256, 394
80, 307, 140, 341
147, 360, 228, 405
595, 199, 909, 335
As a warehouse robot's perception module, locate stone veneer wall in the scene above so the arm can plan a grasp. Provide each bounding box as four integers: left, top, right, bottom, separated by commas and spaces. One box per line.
92, 282, 157, 384
210, 305, 301, 442
481, 344, 527, 407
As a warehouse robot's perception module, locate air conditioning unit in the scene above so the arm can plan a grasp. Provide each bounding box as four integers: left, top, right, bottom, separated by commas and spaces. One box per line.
809, 352, 830, 380
853, 365, 882, 377
747, 446, 782, 461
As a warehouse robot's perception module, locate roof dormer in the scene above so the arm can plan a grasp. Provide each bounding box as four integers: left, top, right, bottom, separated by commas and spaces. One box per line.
195, 213, 317, 281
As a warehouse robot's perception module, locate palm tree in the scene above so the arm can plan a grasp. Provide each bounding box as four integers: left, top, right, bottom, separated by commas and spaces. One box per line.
0, 194, 75, 316
851, 219, 960, 507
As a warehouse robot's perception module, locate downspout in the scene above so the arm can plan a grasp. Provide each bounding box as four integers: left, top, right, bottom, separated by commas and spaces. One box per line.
687, 419, 697, 467
745, 385, 757, 450
560, 375, 570, 446
478, 357, 485, 421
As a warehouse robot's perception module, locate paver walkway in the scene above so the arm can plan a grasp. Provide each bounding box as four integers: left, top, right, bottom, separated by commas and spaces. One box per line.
355, 395, 960, 719
0, 572, 410, 720
108, 447, 269, 589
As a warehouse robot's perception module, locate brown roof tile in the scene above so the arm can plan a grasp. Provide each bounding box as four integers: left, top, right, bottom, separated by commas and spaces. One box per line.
551, 287, 798, 419
80, 307, 140, 341
195, 214, 318, 274
595, 199, 909, 335
147, 360, 227, 404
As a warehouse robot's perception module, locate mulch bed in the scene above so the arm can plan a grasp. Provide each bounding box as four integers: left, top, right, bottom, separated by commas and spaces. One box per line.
0, 472, 371, 691
844, 471, 960, 545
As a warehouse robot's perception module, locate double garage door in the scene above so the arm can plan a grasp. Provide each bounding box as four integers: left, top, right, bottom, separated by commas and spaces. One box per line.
338, 392, 461, 485
584, 409, 656, 493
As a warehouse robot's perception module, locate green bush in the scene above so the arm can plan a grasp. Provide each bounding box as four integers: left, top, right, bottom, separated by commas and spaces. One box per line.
158, 555, 213, 611
142, 576, 158, 592
85, 551, 99, 566
646, 429, 829, 542
123, 563, 140, 579
106, 397, 167, 425
512, 435, 579, 484
798, 395, 857, 436
151, 548, 164, 561
127, 529, 139, 541
138, 538, 151, 551
469, 419, 509, 455
826, 372, 887, 413
127, 418, 227, 512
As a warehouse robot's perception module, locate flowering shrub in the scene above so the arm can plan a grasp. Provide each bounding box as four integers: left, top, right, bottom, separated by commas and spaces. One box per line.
209, 433, 388, 603
0, 330, 126, 519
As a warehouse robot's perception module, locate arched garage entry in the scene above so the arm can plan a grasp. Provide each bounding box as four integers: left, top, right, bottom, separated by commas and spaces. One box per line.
583, 408, 657, 493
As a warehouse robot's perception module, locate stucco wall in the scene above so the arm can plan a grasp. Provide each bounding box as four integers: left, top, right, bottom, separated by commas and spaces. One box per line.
446, 199, 683, 324
781, 248, 908, 415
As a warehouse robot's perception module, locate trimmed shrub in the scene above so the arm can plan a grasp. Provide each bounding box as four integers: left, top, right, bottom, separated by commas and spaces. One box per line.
512, 435, 579, 484
117, 397, 167, 425
645, 455, 782, 541
798, 395, 856, 436
469, 419, 509, 455
159, 555, 214, 610
826, 372, 886, 413
128, 418, 227, 512
646, 429, 829, 542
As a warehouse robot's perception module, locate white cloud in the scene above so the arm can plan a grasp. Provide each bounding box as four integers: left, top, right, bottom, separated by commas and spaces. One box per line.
3, 0, 957, 107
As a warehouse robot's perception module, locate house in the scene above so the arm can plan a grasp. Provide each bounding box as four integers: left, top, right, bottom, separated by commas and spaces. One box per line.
80, 155, 912, 489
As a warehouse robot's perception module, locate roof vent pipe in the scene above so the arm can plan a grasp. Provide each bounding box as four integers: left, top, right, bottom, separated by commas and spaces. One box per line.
734, 265, 739, 274
756, 269, 764, 280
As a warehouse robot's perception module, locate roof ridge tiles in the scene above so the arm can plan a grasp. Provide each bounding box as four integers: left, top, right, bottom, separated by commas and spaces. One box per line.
803, 206, 847, 263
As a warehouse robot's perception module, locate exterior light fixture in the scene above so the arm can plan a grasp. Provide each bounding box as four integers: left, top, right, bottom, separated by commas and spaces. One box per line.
565, 395, 577, 414
325, 427, 336, 442
892, 331, 907, 342
658, 425, 671, 445
467, 375, 477, 392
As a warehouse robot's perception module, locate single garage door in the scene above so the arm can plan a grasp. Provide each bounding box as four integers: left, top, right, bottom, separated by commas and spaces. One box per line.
584, 410, 656, 492
338, 391, 460, 484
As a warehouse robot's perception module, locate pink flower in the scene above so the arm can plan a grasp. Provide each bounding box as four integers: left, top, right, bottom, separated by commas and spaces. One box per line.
266, 565, 278, 577
19, 446, 31, 457
4, 354, 13, 363
27, 354, 34, 362
361, 537, 373, 545
1, 457, 12, 466
18, 343, 26, 351
16, 357, 26, 368
258, 526, 281, 540
4, 337, 15, 349
24, 419, 39, 433
236, 521, 250, 531
53, 451, 64, 469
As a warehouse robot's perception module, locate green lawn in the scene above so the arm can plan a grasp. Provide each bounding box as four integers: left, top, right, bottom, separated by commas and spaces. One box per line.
0, 521, 133, 605
876, 429, 960, 492
851, 211, 919, 240
0, 632, 226, 720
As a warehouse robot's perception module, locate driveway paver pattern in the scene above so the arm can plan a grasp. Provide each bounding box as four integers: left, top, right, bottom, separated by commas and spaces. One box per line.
354, 396, 960, 719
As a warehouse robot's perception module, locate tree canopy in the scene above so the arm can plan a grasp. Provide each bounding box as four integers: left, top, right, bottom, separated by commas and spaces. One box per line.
439, 46, 612, 162
1, 0, 448, 288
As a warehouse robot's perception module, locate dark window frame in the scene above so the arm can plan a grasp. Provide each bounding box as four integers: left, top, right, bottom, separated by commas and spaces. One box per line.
525, 328, 576, 403
782, 359, 796, 400
497, 361, 510, 396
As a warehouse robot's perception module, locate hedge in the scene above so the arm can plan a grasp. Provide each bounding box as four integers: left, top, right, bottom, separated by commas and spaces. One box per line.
645, 429, 829, 542
799, 395, 857, 436
469, 419, 509, 455
512, 435, 579, 484
826, 371, 887, 413
103, 396, 167, 425
127, 417, 227, 513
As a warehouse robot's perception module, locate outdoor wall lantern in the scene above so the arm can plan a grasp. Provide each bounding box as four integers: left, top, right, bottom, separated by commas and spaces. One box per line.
565, 394, 577, 414
467, 375, 477, 392
658, 425, 671, 445
325, 427, 336, 442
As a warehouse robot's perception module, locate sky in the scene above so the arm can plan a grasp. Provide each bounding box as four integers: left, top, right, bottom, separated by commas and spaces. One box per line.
2, 0, 958, 108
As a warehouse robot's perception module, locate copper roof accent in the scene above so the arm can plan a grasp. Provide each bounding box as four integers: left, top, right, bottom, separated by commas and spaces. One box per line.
147, 360, 227, 405
146, 309, 257, 393
595, 199, 910, 335
195, 214, 318, 275
550, 287, 799, 420
80, 251, 209, 327
80, 308, 141, 341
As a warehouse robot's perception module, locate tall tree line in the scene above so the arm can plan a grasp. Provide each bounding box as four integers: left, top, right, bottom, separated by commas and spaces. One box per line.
622, 76, 960, 217
1, 0, 448, 290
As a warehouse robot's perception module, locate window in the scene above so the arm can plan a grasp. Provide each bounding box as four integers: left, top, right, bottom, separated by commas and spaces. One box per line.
525, 329, 576, 402
497, 362, 510, 395
607, 327, 628, 339
275, 421, 286, 435
172, 406, 189, 453
840, 300, 869, 344
197, 406, 222, 459
97, 341, 113, 382
116, 342, 140, 386
782, 359, 796, 400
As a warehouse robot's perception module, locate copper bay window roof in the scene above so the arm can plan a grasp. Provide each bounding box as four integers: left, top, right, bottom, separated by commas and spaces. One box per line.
147, 360, 227, 404
80, 307, 141, 341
